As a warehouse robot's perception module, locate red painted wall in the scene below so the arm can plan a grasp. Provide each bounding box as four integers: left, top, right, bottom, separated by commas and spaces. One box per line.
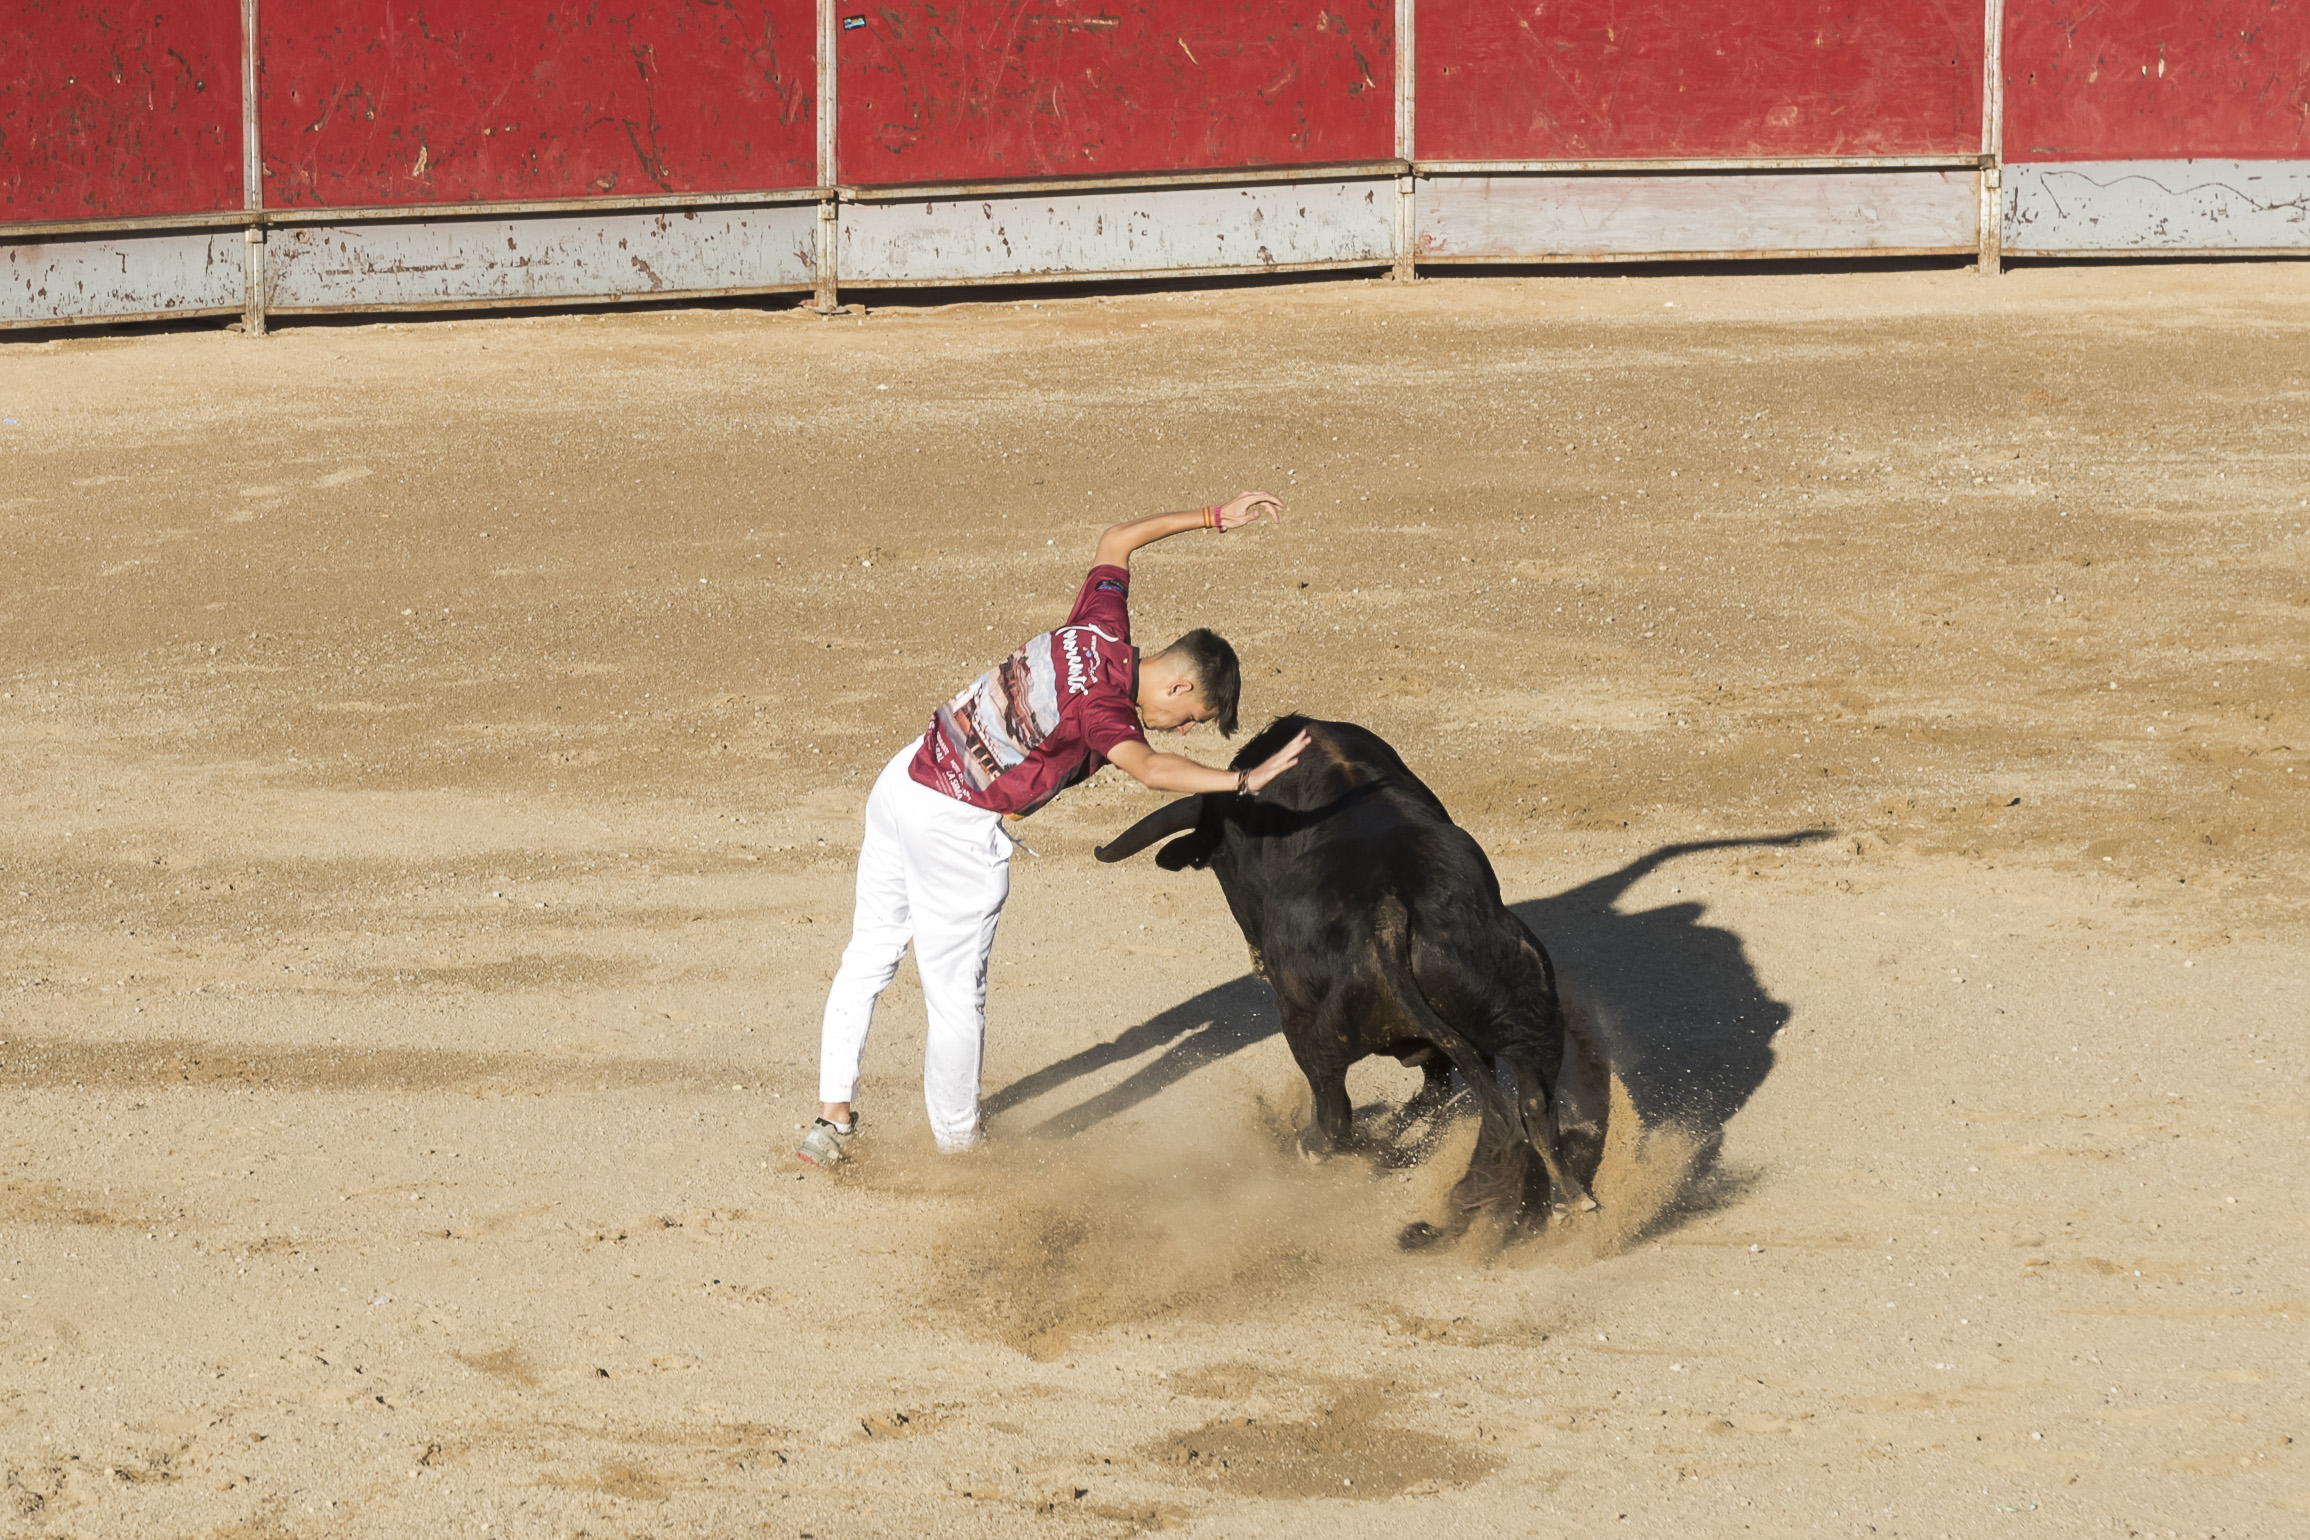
1, 0, 242, 223
1414, 0, 1984, 160
836, 0, 1395, 185
2003, 0, 2310, 161
257, 1, 817, 209
17, 2, 2310, 235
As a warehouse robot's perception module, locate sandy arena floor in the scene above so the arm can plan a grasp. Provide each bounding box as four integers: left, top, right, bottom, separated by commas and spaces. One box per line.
2, 264, 2306, 1539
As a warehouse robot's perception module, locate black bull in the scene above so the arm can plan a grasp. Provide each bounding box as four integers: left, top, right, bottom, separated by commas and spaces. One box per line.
1096, 716, 1608, 1248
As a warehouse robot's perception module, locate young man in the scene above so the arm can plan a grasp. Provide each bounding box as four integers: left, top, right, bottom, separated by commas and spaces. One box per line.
798, 491, 1312, 1165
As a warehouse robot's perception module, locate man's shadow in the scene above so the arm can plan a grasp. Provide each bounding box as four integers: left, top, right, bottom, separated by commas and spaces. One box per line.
982, 971, 1279, 1140
988, 831, 1826, 1219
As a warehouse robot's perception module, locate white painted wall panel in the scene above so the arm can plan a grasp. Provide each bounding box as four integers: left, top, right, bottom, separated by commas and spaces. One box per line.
264, 205, 818, 312
2003, 161, 2310, 253
1, 229, 243, 327
1415, 171, 1977, 259
840, 179, 1395, 284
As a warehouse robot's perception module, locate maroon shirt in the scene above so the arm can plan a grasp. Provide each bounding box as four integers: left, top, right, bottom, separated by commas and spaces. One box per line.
909, 564, 1148, 816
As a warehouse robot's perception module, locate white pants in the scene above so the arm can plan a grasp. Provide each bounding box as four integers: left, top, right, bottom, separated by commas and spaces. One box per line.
817, 744, 1013, 1152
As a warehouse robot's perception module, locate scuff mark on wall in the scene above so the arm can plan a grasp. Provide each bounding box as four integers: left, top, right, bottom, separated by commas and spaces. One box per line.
839, 1, 1394, 183
2, 1, 242, 222
257, 1, 817, 209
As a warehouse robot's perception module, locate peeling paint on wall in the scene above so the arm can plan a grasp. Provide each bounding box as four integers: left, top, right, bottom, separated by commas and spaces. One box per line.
2005, 159, 2310, 246
1417, 170, 1978, 255
2, 227, 243, 321
1414, 0, 1985, 160
2004, 1, 2310, 161
258, 1, 819, 209
0, 1, 243, 222
262, 204, 819, 307
837, 1, 1396, 184
841, 176, 1393, 278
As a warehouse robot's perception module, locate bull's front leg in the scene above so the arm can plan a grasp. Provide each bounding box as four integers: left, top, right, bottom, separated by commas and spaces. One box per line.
1279, 996, 1359, 1159
1300, 1068, 1355, 1160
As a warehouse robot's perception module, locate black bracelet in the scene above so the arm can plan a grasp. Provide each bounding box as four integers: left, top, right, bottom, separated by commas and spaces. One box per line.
1235, 769, 1252, 797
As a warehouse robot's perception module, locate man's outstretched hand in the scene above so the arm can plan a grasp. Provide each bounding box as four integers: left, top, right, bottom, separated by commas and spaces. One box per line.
1108, 727, 1312, 797
1243, 728, 1310, 794
1215, 491, 1286, 531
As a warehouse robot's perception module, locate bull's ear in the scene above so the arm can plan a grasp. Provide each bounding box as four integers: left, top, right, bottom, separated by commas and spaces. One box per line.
1155, 827, 1221, 871
1095, 794, 1208, 863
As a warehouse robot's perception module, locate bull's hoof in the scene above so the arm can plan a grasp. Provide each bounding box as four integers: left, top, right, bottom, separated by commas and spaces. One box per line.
1397, 1220, 1449, 1251
1297, 1125, 1341, 1163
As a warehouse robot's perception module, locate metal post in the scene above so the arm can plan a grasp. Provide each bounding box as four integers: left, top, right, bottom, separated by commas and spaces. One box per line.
241, 0, 266, 331
1391, 0, 1416, 281
243, 227, 268, 335
813, 0, 841, 312
1978, 0, 2004, 276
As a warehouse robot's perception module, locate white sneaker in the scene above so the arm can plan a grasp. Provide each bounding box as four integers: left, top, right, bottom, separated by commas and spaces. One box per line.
795, 1117, 855, 1167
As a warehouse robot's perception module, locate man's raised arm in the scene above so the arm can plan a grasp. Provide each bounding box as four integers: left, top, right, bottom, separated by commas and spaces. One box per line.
1093, 490, 1285, 569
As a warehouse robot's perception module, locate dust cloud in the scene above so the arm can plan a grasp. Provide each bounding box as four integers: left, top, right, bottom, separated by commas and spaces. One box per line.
868, 1006, 1705, 1357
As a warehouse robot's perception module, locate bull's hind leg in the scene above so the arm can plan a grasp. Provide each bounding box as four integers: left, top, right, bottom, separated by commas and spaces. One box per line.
1401, 1109, 1531, 1251
1503, 1047, 1598, 1219
1553, 1015, 1610, 1188
1395, 1033, 1533, 1250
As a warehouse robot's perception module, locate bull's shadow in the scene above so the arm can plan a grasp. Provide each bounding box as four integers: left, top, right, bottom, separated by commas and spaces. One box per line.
989, 832, 1826, 1209
1515, 830, 1830, 1186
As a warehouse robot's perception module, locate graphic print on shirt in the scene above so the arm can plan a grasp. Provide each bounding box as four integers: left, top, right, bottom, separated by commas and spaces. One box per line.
932, 624, 1118, 795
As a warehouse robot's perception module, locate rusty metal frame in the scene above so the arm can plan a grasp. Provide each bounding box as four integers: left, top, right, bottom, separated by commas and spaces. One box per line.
1, 306, 243, 332
836, 257, 1392, 289
1415, 156, 1988, 174
0, 210, 260, 239
814, 0, 840, 310
1, 187, 837, 241
257, 188, 831, 224
840, 160, 1411, 203
1978, 0, 2005, 275
240, 0, 265, 333
2007, 248, 2310, 260
1413, 244, 1978, 265
265, 282, 814, 319
1393, 0, 1417, 280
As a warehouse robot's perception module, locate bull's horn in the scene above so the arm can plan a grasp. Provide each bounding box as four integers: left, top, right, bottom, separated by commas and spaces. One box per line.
1095, 795, 1208, 863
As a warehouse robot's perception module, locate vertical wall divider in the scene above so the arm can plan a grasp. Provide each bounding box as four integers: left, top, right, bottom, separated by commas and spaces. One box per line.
240, 0, 266, 333
1978, 0, 2005, 275
1392, 0, 1417, 280
814, 0, 840, 311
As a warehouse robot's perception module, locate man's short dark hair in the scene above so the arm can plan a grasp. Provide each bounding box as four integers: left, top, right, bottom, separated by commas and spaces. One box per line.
1165, 629, 1241, 736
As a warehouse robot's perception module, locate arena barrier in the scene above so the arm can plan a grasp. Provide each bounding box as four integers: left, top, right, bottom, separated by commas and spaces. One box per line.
2000, 0, 2310, 256
4, 1, 2303, 329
